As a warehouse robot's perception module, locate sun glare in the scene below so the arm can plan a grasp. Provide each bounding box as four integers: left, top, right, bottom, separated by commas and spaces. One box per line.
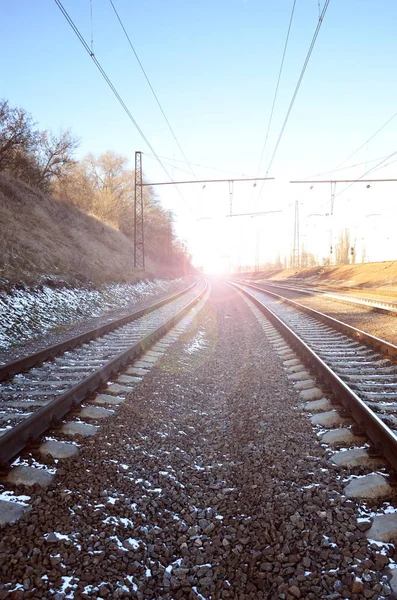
200, 257, 228, 275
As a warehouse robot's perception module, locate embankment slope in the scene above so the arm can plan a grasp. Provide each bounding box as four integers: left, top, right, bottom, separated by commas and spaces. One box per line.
0, 174, 159, 288
241, 262, 397, 296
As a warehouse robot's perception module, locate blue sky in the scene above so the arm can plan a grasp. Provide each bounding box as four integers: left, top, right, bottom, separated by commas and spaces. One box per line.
2, 1, 397, 269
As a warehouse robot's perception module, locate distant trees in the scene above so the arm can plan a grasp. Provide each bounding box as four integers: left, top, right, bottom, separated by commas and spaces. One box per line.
335, 228, 351, 265
0, 98, 191, 268
54, 150, 189, 267
0, 99, 79, 191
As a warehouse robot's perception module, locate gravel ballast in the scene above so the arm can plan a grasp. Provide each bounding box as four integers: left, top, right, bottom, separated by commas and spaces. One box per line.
252, 285, 397, 346
0, 280, 392, 599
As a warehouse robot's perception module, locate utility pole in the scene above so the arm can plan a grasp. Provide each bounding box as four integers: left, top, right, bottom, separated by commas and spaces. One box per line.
255, 229, 260, 272
290, 179, 397, 266
135, 153, 273, 268
168, 211, 173, 267
134, 151, 144, 269
293, 200, 299, 268
228, 180, 234, 215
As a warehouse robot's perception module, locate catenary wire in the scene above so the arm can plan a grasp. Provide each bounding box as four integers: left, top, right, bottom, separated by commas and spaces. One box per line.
311, 150, 397, 215
53, 0, 195, 215
259, 0, 331, 192
255, 0, 297, 179
108, 0, 196, 179
333, 110, 397, 170
144, 153, 256, 178
302, 154, 392, 180
335, 149, 397, 198
144, 153, 195, 177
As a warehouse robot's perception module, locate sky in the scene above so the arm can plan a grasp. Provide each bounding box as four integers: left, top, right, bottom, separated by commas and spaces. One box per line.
1, 0, 397, 272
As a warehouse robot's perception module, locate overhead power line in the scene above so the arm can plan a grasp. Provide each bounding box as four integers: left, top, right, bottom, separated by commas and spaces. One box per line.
335, 149, 397, 198
141, 176, 274, 187
304, 150, 397, 215
108, 0, 196, 178
264, 0, 331, 179
256, 0, 297, 177
144, 152, 255, 178
334, 110, 397, 170
302, 154, 392, 180
53, 0, 195, 214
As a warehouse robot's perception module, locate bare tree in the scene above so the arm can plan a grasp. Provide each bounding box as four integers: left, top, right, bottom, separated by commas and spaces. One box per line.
53, 149, 191, 267
0, 99, 39, 173
335, 228, 351, 265
0, 100, 79, 190
36, 129, 79, 187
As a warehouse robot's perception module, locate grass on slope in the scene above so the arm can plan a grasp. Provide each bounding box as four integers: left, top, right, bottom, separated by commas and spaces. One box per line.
0, 173, 152, 288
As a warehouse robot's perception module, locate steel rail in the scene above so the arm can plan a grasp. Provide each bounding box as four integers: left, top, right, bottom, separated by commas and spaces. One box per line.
240, 279, 397, 316
232, 280, 397, 358
229, 280, 397, 473
0, 280, 197, 382
0, 280, 207, 467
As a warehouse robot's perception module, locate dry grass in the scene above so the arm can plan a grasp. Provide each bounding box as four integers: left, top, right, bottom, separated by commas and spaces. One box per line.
0, 173, 157, 287
243, 261, 397, 295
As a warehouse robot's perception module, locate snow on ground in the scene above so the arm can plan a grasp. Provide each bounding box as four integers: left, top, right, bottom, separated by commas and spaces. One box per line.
0, 278, 183, 352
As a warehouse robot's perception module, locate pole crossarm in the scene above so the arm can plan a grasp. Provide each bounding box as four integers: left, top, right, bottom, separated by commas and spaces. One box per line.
290, 179, 397, 183
142, 177, 274, 187
226, 210, 282, 218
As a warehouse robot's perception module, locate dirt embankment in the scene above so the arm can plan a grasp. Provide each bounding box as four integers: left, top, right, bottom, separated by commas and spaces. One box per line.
240, 261, 397, 298
0, 174, 183, 290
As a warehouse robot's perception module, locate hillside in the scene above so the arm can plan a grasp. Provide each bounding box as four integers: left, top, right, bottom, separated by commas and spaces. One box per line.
240, 261, 397, 298
0, 173, 172, 289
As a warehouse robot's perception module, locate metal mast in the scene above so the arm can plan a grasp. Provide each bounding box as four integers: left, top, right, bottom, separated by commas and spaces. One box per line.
134, 151, 144, 269
293, 200, 299, 268
168, 211, 173, 266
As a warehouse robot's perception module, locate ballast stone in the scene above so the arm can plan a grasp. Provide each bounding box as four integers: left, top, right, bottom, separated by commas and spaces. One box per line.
80, 405, 114, 420
137, 354, 159, 364
344, 473, 392, 500
61, 421, 98, 437
94, 394, 126, 405
0, 499, 29, 526
286, 364, 306, 374
38, 440, 79, 459
106, 383, 133, 394
283, 358, 301, 367
301, 398, 333, 413
299, 387, 324, 401
7, 465, 54, 487
294, 379, 317, 390
319, 427, 366, 447
388, 568, 397, 596
289, 371, 312, 382
134, 360, 155, 369
330, 447, 386, 469
366, 514, 397, 543
310, 410, 348, 428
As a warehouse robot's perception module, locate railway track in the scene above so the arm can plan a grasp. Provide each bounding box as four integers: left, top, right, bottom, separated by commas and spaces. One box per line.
230, 280, 397, 483
0, 279, 208, 478
236, 279, 397, 316
1, 279, 397, 597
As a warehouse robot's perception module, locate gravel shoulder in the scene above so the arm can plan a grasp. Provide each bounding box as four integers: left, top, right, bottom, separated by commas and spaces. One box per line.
0, 280, 391, 599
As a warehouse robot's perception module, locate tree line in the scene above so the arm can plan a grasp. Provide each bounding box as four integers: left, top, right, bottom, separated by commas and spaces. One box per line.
0, 98, 190, 268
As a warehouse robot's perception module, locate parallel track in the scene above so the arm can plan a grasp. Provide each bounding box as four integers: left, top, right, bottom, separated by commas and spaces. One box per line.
230, 280, 397, 472
236, 279, 397, 316
0, 279, 207, 467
